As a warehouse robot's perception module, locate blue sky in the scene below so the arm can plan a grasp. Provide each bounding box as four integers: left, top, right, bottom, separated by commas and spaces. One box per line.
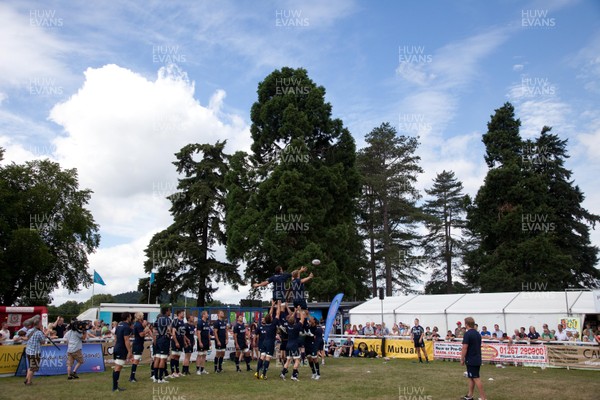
1, 0, 599, 305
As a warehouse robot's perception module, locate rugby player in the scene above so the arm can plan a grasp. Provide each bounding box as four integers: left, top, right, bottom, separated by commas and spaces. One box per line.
112, 312, 133, 392
213, 310, 229, 373
195, 311, 211, 375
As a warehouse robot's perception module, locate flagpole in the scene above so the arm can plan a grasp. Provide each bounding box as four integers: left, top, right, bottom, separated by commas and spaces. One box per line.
148, 279, 151, 305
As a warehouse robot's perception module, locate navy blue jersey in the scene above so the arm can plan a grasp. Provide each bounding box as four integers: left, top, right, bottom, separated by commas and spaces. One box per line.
305, 324, 317, 345
292, 277, 305, 302
184, 322, 195, 343
197, 318, 211, 342
278, 318, 290, 341
462, 329, 482, 366
172, 318, 186, 341
411, 325, 424, 340
286, 321, 303, 351
154, 315, 172, 337
314, 325, 323, 344
213, 319, 227, 343
233, 322, 247, 344
257, 323, 267, 348
113, 321, 132, 354
133, 321, 145, 347
268, 272, 292, 300
262, 318, 279, 345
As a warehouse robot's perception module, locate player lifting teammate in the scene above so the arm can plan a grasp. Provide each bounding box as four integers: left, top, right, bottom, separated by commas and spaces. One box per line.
280, 306, 306, 381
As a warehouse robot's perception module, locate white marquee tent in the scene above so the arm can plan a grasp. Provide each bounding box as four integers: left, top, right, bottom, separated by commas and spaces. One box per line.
349, 291, 599, 334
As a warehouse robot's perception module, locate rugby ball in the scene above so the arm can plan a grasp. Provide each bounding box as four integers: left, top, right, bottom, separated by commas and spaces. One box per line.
311, 259, 321, 266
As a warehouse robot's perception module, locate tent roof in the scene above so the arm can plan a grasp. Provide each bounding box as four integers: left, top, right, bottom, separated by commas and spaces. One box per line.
350, 291, 597, 316
348, 295, 415, 314
394, 293, 466, 314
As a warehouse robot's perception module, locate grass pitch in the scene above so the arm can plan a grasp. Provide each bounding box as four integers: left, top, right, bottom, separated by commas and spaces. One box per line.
2, 358, 598, 400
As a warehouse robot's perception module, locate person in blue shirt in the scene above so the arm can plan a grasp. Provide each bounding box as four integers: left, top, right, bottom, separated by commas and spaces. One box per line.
181, 315, 196, 375
129, 312, 148, 382
291, 266, 313, 310
461, 317, 487, 400
213, 310, 229, 373
195, 311, 212, 375
170, 309, 186, 377
233, 314, 253, 372
252, 266, 293, 302
411, 318, 429, 363
256, 301, 280, 379
152, 307, 172, 383
277, 302, 292, 365
112, 312, 133, 392
279, 306, 306, 381
306, 316, 324, 380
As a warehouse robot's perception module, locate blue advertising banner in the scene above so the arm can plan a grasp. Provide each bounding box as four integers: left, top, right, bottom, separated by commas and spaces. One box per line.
15, 343, 105, 376
324, 293, 344, 343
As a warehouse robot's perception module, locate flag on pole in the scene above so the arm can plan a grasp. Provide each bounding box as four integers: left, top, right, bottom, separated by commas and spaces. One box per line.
93, 270, 106, 286
150, 272, 155, 285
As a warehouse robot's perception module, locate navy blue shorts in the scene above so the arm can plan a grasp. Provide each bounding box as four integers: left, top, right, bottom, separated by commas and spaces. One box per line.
132, 344, 144, 356
280, 340, 288, 351
413, 340, 425, 348
156, 336, 170, 355
293, 299, 308, 309
262, 342, 275, 357
466, 365, 480, 379
305, 343, 317, 357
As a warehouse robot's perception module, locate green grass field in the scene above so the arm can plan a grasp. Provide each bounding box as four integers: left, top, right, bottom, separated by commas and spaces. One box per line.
2, 358, 598, 400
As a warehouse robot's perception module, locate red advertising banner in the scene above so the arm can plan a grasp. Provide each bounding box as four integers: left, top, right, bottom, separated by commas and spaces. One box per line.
433, 341, 547, 364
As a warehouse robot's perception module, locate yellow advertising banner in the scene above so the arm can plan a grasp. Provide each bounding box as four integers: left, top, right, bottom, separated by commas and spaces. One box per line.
385, 339, 434, 359
352, 338, 383, 357
0, 345, 25, 375
547, 345, 600, 370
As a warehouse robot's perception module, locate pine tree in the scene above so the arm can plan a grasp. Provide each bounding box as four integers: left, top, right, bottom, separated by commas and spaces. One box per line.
422, 170, 468, 293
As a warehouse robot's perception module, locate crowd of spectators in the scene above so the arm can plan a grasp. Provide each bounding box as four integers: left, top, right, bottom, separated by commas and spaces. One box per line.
338, 320, 600, 344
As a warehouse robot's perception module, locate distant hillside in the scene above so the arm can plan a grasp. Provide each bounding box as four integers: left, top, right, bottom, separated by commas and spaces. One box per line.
113, 291, 143, 303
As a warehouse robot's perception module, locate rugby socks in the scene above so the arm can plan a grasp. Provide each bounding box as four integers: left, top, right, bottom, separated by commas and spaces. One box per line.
130, 364, 137, 380
175, 359, 180, 374
257, 358, 263, 373
309, 360, 316, 374
170, 359, 175, 373
245, 355, 252, 370
292, 368, 298, 378
218, 356, 223, 371
262, 360, 270, 376
112, 370, 120, 390
315, 362, 320, 376
281, 367, 288, 377
214, 357, 218, 372
236, 357, 241, 371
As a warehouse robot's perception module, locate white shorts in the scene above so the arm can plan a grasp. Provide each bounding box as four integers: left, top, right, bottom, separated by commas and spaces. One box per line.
157, 354, 168, 359
114, 359, 126, 366
196, 351, 207, 356
171, 350, 183, 357
133, 355, 142, 361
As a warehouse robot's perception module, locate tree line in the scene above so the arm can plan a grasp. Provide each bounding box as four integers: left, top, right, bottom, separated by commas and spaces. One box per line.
1, 67, 598, 307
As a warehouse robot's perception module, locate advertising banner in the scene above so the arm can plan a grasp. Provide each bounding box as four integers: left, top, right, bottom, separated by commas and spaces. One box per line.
0, 345, 25, 375
433, 341, 547, 364
352, 338, 383, 357
547, 345, 600, 370
385, 339, 434, 359
15, 343, 105, 376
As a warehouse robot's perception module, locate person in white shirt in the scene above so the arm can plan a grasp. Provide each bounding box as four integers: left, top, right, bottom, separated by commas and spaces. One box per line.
554, 324, 568, 341
0, 322, 10, 340
492, 324, 503, 338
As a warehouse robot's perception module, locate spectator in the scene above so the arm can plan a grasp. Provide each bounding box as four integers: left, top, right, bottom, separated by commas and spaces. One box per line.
375, 324, 382, 336
595, 331, 600, 344
454, 321, 462, 337
512, 328, 524, 340
582, 329, 592, 342
363, 322, 374, 336
0, 322, 10, 340
445, 330, 456, 341
381, 323, 390, 336
501, 332, 511, 343
480, 326, 491, 338
555, 324, 568, 341
12, 330, 28, 343
492, 324, 503, 338
344, 324, 352, 335
425, 327, 432, 339
457, 326, 466, 338
392, 323, 400, 336
352, 325, 358, 334
357, 324, 364, 335
53, 316, 67, 339
431, 327, 440, 341
527, 326, 540, 341
327, 340, 337, 357
571, 332, 580, 342
340, 338, 353, 357
541, 327, 554, 341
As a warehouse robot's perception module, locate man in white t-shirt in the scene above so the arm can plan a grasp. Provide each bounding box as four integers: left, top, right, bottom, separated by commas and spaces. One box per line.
554, 324, 568, 341
492, 324, 503, 338
363, 322, 375, 336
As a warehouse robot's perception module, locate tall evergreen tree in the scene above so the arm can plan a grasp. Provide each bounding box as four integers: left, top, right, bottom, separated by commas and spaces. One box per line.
139, 142, 242, 306
422, 170, 467, 293
465, 103, 600, 291
356, 123, 424, 296
225, 67, 368, 301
